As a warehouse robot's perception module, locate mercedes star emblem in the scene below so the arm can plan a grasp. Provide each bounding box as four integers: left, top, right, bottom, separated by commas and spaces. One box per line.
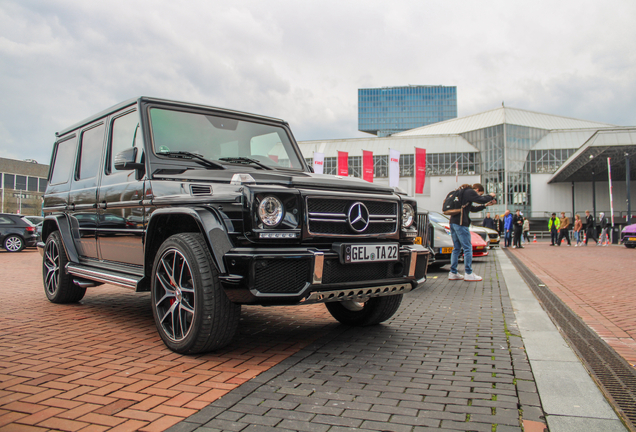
348, 202, 370, 232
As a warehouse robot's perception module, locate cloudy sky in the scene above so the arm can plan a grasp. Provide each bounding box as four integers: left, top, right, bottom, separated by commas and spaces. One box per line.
1, 0, 635, 164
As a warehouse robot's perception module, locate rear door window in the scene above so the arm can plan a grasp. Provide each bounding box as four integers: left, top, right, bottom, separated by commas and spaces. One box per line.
78, 124, 105, 180
49, 136, 78, 185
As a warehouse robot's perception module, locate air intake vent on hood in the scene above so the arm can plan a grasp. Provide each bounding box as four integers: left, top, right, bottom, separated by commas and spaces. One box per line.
190, 184, 213, 196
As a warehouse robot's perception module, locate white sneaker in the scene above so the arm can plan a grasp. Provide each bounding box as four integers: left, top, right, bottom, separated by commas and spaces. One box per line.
574, 244, 578, 247
448, 272, 464, 280
512, 245, 516, 249
464, 273, 483, 282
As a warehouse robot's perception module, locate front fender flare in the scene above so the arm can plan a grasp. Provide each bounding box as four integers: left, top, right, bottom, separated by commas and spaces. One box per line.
145, 207, 233, 275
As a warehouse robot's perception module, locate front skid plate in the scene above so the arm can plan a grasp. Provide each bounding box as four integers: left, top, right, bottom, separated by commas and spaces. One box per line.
300, 283, 412, 305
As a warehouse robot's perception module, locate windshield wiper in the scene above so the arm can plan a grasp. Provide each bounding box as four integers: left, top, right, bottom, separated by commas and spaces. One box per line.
218, 157, 274, 170
158, 151, 225, 170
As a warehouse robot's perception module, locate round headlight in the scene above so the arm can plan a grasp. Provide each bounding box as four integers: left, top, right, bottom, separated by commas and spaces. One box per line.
258, 196, 284, 227
402, 203, 415, 228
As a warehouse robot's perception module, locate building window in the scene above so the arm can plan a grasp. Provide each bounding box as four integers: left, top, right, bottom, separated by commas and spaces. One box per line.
15, 175, 27, 190
374, 155, 388, 178
348, 156, 362, 178
3, 173, 15, 189
27, 177, 38, 192
527, 148, 577, 173
324, 157, 337, 175
39, 178, 47, 192
400, 154, 414, 177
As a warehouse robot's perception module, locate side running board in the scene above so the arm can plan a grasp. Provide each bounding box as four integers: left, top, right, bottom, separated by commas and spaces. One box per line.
66, 264, 142, 290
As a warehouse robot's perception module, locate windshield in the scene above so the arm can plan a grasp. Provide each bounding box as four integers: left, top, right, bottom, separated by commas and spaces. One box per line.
149, 108, 303, 170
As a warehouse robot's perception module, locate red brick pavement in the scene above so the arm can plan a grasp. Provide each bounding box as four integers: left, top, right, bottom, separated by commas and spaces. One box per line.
509, 241, 636, 368
0, 250, 336, 431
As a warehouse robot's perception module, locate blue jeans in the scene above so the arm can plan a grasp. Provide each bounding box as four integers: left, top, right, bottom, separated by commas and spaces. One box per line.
504, 229, 512, 247
573, 231, 580, 243
450, 224, 473, 275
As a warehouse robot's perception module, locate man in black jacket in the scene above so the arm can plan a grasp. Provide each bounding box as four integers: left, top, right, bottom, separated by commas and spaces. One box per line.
585, 210, 598, 246
512, 210, 524, 248
448, 184, 496, 282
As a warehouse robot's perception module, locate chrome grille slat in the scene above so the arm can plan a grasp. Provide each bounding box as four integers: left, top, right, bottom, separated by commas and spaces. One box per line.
306, 197, 398, 237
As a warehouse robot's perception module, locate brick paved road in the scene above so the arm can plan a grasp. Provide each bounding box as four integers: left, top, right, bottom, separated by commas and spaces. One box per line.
509, 241, 636, 367
0, 250, 336, 431
170, 255, 547, 432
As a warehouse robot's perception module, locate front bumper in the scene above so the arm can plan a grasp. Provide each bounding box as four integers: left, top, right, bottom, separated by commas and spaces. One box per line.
622, 235, 636, 246
218, 244, 429, 305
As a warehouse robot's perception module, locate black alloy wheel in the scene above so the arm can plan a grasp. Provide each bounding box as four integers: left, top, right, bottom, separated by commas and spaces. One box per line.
151, 233, 240, 354
43, 231, 86, 303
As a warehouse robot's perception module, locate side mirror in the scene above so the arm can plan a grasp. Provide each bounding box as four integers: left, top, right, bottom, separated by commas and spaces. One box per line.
114, 147, 144, 171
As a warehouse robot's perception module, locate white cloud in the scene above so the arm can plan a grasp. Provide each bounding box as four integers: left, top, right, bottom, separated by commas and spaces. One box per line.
1, 0, 636, 163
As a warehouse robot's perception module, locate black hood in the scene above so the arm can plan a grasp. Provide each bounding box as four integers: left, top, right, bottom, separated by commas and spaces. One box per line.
152, 168, 396, 194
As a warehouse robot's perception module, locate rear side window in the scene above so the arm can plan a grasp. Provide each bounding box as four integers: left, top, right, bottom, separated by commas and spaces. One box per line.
78, 123, 105, 180
0, 216, 12, 224
49, 136, 78, 185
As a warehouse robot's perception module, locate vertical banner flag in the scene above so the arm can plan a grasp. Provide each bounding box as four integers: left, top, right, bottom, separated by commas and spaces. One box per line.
313, 152, 324, 174
608, 157, 614, 228
362, 150, 374, 182
389, 148, 400, 188
415, 147, 427, 194
338, 151, 348, 176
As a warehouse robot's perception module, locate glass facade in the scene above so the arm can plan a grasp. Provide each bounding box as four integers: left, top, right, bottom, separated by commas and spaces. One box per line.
461, 125, 549, 214
358, 86, 457, 136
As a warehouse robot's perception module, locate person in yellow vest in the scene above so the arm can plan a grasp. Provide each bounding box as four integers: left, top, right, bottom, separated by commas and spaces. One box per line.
548, 213, 560, 246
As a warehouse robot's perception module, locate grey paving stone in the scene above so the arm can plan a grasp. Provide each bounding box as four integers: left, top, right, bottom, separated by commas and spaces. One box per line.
169, 256, 551, 432
277, 419, 329, 432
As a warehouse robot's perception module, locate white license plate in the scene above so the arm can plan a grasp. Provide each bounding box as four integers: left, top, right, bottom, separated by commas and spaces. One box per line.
344, 243, 399, 263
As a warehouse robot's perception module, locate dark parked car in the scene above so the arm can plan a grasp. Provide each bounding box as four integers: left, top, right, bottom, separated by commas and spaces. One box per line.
0, 213, 38, 252
39, 97, 430, 354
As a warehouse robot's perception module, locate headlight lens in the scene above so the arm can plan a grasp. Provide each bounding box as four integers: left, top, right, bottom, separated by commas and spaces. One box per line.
402, 203, 415, 228
258, 196, 284, 227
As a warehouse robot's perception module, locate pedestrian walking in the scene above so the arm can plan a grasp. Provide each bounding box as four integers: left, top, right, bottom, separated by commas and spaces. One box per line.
522, 217, 530, 243
512, 209, 524, 248
585, 210, 598, 246
556, 212, 571, 246
503, 210, 513, 248
447, 183, 496, 282
599, 212, 609, 246
483, 212, 495, 229
573, 214, 583, 246
548, 213, 560, 246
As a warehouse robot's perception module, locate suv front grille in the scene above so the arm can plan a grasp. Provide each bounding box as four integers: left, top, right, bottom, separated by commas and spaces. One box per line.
306, 197, 398, 237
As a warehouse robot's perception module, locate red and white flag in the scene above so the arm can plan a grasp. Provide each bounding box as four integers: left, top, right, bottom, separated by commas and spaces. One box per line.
362, 150, 374, 182
389, 148, 400, 188
338, 151, 348, 176
313, 152, 324, 174
415, 147, 426, 194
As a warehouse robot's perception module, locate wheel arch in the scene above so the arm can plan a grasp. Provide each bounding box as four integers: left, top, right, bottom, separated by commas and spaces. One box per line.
144, 207, 233, 285
41, 215, 79, 262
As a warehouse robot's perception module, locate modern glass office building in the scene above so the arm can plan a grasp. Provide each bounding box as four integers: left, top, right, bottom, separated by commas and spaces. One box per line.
358, 85, 457, 137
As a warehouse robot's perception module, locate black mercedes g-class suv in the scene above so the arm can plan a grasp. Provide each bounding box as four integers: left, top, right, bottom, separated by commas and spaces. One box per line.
39, 97, 429, 354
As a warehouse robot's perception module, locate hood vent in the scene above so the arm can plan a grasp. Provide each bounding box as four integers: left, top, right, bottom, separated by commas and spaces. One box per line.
190, 184, 213, 196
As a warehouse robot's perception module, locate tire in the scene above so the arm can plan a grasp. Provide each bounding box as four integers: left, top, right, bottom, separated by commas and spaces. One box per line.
4, 235, 24, 252
151, 233, 241, 354
325, 294, 403, 326
43, 231, 86, 303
